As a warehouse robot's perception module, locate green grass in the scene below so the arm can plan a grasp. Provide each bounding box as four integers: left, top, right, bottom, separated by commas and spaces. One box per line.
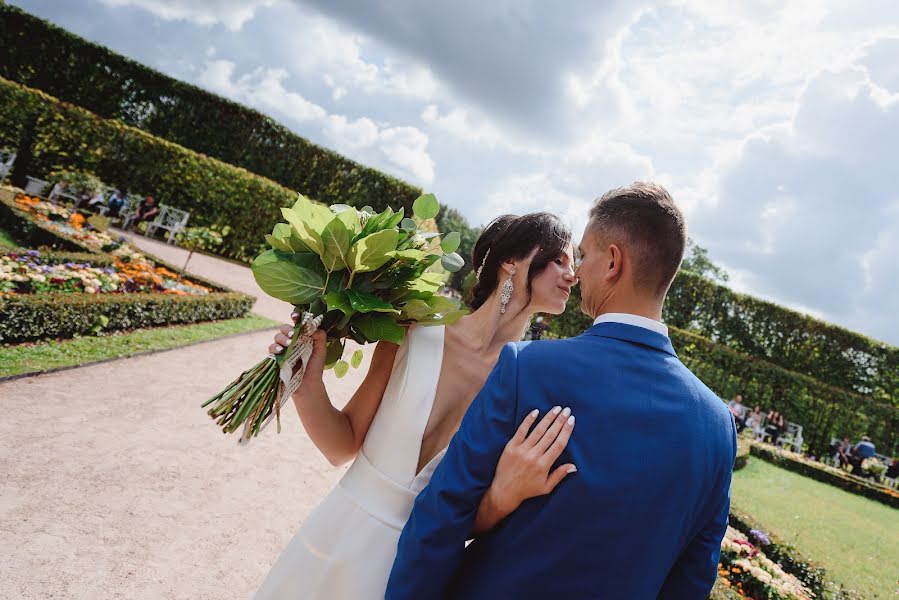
0, 314, 278, 378
0, 225, 18, 248
732, 458, 898, 598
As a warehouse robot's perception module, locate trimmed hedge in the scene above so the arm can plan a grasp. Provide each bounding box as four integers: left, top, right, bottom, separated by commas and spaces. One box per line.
0, 292, 254, 343
0, 3, 421, 217
549, 273, 897, 405
749, 442, 899, 509
734, 437, 750, 471
0, 76, 302, 262
728, 505, 862, 600
676, 328, 899, 458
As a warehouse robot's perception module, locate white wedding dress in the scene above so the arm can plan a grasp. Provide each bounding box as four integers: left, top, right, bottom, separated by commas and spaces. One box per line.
253, 324, 448, 600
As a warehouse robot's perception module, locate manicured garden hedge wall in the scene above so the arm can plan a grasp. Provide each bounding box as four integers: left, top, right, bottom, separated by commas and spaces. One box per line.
0, 3, 421, 216
548, 274, 897, 404
0, 76, 300, 262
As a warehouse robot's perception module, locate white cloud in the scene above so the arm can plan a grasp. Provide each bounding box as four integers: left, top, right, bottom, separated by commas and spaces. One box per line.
691, 37, 899, 344
197, 59, 435, 183
98, 0, 279, 31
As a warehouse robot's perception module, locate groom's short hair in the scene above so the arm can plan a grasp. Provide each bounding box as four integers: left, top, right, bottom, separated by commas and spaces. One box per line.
588, 182, 686, 297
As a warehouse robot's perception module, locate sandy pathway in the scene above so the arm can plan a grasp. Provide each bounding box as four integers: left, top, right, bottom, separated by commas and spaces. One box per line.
0, 233, 371, 599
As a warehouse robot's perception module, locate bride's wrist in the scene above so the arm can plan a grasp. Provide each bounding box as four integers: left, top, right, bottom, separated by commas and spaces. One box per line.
485, 484, 518, 517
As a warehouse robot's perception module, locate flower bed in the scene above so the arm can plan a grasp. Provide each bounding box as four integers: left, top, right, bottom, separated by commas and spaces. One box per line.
750, 442, 899, 509
717, 526, 815, 599
0, 186, 254, 342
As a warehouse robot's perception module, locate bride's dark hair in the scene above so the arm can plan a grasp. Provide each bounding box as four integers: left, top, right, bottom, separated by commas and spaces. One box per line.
468, 212, 572, 311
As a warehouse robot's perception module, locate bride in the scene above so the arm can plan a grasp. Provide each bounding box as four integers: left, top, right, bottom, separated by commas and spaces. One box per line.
253, 212, 579, 599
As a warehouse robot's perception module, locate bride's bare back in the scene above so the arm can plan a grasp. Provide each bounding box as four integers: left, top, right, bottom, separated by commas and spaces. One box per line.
416, 323, 504, 474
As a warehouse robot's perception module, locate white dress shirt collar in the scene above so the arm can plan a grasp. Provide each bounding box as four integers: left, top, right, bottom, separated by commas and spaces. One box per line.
592, 312, 669, 337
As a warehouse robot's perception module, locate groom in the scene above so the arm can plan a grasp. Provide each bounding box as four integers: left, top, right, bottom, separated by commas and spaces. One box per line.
386, 183, 737, 599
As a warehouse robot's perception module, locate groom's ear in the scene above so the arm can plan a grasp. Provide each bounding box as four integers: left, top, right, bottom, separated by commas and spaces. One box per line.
606, 244, 623, 279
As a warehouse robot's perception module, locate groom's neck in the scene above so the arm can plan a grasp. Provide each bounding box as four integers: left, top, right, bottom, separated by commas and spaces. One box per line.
593, 295, 664, 322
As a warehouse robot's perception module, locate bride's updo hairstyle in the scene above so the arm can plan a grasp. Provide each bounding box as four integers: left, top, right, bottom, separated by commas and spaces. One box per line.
468, 212, 572, 312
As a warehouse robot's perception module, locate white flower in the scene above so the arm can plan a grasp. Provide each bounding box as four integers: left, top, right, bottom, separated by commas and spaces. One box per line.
84, 286, 97, 294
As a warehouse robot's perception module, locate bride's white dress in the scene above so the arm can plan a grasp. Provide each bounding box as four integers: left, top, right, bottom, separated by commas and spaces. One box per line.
253, 325, 448, 599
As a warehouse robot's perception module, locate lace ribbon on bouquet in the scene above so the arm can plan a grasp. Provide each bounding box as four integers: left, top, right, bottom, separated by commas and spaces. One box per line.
241, 312, 323, 443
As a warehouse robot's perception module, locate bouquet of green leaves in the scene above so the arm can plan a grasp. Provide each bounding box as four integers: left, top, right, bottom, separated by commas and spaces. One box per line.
202, 192, 466, 443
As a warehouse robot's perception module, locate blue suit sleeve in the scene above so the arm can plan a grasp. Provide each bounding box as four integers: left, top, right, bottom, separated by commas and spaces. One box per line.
385, 343, 520, 599
658, 415, 737, 599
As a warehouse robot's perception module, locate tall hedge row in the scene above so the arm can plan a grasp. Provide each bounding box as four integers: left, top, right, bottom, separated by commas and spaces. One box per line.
547, 285, 897, 456
549, 274, 896, 405
0, 3, 421, 216
0, 76, 300, 262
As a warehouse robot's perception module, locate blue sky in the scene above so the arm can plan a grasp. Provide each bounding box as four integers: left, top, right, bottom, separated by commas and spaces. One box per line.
10, 0, 899, 345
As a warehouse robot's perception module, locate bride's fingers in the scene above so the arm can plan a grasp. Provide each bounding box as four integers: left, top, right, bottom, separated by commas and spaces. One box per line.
268, 343, 283, 354
534, 407, 570, 454
544, 463, 577, 493
279, 324, 294, 336
526, 406, 561, 447
511, 409, 540, 445
274, 332, 291, 346
544, 413, 575, 462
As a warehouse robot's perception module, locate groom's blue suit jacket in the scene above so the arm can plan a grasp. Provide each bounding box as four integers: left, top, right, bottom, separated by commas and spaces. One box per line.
387, 322, 737, 600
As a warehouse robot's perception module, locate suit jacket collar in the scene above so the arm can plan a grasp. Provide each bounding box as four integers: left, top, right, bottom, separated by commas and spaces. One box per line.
582, 322, 677, 356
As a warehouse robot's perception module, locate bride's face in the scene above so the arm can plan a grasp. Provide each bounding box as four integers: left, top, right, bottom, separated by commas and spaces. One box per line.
524, 243, 577, 315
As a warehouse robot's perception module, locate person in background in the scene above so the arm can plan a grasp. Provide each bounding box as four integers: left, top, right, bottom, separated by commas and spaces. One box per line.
743, 405, 762, 433
48, 181, 68, 204
134, 195, 160, 225
107, 189, 126, 218
850, 435, 876, 476
727, 394, 748, 432
764, 410, 784, 443
529, 315, 547, 340
885, 459, 899, 480
835, 437, 852, 468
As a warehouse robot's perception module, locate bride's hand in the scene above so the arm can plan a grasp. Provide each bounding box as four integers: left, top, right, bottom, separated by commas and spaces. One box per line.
488, 406, 576, 513
268, 312, 328, 388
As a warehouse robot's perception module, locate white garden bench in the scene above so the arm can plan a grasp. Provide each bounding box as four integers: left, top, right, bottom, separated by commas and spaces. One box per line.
117, 196, 144, 229
775, 422, 803, 454
146, 203, 190, 244
24, 175, 50, 196
0, 150, 15, 181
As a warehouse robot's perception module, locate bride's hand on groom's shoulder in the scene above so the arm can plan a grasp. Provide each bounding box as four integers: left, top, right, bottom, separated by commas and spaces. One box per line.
489, 407, 577, 513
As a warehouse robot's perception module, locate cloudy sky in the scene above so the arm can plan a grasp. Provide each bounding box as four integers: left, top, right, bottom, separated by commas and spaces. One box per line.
10, 0, 899, 345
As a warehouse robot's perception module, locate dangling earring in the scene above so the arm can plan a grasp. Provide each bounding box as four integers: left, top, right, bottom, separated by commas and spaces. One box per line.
500, 269, 515, 314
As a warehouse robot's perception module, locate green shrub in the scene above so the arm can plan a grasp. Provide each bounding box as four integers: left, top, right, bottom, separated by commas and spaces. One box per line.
0, 3, 421, 217
0, 292, 253, 343
548, 274, 897, 404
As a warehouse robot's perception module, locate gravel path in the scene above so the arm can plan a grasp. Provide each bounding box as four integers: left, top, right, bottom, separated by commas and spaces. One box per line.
0, 233, 370, 599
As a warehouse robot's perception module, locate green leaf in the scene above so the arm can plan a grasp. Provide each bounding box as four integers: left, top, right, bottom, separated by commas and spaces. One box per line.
251, 249, 326, 304
323, 291, 355, 316
351, 349, 364, 368
400, 299, 432, 320
354, 313, 406, 345
325, 339, 345, 367
281, 206, 323, 255
330, 204, 354, 213
321, 215, 352, 272
427, 295, 461, 314
346, 289, 399, 313
349, 229, 400, 273
385, 209, 405, 229
413, 193, 439, 220
361, 205, 375, 215
424, 309, 467, 326
337, 207, 362, 235
441, 252, 464, 273
440, 231, 461, 254
334, 360, 349, 378
400, 218, 417, 231
389, 249, 425, 262
292, 193, 334, 233
265, 233, 293, 253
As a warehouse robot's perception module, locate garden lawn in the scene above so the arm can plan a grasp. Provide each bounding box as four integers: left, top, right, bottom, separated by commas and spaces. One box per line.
0, 314, 278, 378
731, 458, 898, 598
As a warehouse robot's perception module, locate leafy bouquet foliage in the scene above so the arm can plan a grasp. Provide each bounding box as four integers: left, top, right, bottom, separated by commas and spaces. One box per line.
203, 193, 466, 442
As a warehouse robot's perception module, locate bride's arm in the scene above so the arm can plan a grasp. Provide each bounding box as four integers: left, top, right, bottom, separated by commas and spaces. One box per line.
270, 320, 399, 467
472, 407, 576, 533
